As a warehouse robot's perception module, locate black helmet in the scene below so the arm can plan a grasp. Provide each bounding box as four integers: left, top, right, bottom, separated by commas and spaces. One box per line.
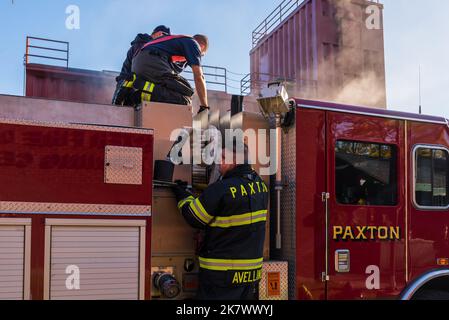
152, 25, 171, 35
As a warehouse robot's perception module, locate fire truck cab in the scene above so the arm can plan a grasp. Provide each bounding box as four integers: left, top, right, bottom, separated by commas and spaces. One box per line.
290, 99, 449, 300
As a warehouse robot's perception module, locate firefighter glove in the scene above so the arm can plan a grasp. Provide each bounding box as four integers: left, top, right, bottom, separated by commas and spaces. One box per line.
171, 180, 192, 202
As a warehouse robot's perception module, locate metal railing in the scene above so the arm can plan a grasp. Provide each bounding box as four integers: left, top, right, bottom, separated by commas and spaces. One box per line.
252, 0, 304, 47
240, 73, 252, 96
241, 72, 296, 95
240, 72, 318, 96
183, 65, 228, 93
252, 0, 382, 47
23, 36, 232, 93
24, 37, 69, 67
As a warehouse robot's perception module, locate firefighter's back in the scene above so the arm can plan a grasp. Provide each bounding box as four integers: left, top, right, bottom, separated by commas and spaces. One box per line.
195, 164, 269, 299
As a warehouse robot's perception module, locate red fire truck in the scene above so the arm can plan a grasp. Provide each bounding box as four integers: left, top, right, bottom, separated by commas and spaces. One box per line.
0, 88, 448, 300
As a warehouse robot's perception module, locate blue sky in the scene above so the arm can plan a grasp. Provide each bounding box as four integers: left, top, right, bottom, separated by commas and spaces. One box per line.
0, 0, 448, 118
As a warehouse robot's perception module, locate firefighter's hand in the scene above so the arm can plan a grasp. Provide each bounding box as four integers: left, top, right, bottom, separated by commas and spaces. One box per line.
174, 180, 189, 188
171, 180, 192, 202
197, 105, 210, 115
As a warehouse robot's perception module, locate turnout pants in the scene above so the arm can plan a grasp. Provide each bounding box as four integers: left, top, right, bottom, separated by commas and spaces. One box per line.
112, 76, 136, 107
196, 268, 259, 300
131, 50, 194, 106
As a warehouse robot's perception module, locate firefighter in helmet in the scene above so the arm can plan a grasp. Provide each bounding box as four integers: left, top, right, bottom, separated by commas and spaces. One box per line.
172, 141, 268, 300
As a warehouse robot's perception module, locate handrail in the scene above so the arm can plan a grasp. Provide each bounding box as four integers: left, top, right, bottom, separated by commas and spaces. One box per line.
241, 72, 310, 95
252, 0, 303, 47
241, 73, 252, 96
183, 65, 228, 93
24, 36, 69, 67
23, 36, 233, 93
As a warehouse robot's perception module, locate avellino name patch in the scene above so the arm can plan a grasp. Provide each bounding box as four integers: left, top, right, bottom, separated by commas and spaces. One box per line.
333, 226, 400, 241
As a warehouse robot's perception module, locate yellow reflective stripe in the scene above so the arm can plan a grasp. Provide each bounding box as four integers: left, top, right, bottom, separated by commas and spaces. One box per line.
199, 257, 263, 271
123, 74, 136, 88
123, 80, 133, 88
189, 199, 213, 224
195, 199, 214, 221
214, 210, 266, 223
199, 265, 262, 271
209, 210, 267, 228
178, 196, 194, 210
199, 257, 263, 264
189, 202, 207, 224
141, 82, 149, 102
141, 82, 154, 102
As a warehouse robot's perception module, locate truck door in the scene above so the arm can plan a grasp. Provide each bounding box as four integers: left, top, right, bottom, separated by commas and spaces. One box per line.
408, 122, 449, 283
324, 111, 406, 299
295, 108, 327, 300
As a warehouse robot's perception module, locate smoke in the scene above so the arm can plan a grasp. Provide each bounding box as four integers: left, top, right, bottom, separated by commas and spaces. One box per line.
327, 0, 386, 108
333, 70, 386, 107
288, 0, 387, 108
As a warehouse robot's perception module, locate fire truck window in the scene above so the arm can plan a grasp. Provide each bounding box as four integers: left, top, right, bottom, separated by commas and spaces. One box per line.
335, 141, 398, 206
415, 147, 449, 208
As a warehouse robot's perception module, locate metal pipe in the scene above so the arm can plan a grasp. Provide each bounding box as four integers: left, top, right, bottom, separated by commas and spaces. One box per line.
25, 37, 29, 65
275, 114, 283, 249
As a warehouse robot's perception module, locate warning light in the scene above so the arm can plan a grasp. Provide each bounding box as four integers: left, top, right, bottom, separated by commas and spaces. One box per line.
437, 258, 449, 266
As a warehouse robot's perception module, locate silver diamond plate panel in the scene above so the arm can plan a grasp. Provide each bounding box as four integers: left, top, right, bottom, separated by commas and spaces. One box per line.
259, 261, 289, 300
0, 118, 153, 135
281, 122, 297, 299
105, 146, 143, 185
0, 201, 151, 216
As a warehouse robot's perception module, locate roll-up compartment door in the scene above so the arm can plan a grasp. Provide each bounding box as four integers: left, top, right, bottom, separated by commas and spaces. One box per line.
0, 219, 31, 300
45, 219, 146, 300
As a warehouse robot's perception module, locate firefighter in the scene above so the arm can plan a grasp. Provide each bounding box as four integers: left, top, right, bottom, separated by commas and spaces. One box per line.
112, 25, 171, 106
172, 142, 268, 300
131, 33, 209, 111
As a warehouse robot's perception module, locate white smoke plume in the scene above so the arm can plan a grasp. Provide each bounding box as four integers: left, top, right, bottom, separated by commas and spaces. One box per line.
288, 0, 387, 108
